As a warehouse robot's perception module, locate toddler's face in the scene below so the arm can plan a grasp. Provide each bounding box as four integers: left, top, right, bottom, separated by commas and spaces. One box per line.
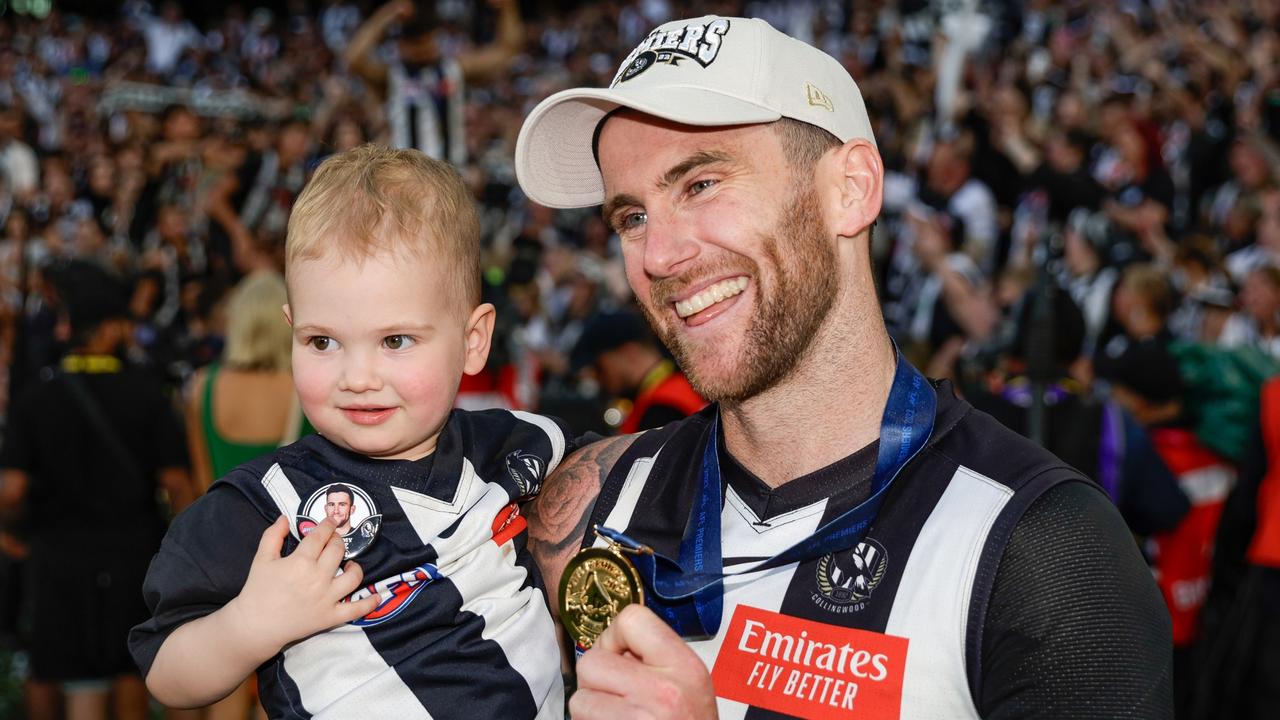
285, 248, 490, 461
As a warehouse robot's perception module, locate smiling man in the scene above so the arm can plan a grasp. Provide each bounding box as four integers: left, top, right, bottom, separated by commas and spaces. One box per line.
324, 485, 355, 535
516, 15, 1172, 720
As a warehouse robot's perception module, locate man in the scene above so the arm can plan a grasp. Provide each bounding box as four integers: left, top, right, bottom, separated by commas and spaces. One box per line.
344, 0, 523, 165
0, 261, 192, 720
204, 119, 311, 273
325, 484, 355, 535
515, 15, 1172, 719
571, 309, 706, 434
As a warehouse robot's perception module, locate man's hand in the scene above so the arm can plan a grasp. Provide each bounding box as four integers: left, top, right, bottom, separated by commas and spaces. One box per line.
225, 516, 380, 657
571, 604, 718, 719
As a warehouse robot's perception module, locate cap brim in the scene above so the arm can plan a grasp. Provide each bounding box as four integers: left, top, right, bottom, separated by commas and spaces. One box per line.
515, 86, 781, 209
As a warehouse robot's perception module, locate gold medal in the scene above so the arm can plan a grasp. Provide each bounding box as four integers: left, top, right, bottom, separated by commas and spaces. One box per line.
559, 529, 648, 651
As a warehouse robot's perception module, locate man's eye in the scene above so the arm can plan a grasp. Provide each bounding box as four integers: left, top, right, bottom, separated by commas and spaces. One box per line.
689, 179, 717, 195
620, 211, 647, 231
384, 335, 415, 350
308, 336, 337, 351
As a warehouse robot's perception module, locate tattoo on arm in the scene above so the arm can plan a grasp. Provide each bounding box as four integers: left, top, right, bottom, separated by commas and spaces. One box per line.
527, 435, 636, 613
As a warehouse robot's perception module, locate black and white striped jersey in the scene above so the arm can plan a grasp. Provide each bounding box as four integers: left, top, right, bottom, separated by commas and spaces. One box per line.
131, 409, 571, 719
387, 60, 466, 166
582, 384, 1173, 719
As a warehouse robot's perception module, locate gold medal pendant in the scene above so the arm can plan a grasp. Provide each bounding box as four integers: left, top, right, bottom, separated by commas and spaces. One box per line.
559, 530, 648, 651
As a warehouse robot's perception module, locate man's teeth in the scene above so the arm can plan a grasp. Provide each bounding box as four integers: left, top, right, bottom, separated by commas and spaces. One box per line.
675, 277, 749, 319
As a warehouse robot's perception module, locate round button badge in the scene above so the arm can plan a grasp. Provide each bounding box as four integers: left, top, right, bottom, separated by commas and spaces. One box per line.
296, 482, 383, 560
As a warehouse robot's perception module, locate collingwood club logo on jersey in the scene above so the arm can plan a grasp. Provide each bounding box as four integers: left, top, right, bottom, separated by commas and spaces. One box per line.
505, 450, 547, 498
813, 538, 887, 614
611, 17, 731, 85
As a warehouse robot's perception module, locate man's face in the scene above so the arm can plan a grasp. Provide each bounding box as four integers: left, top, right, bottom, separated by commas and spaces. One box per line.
326, 491, 352, 528
597, 113, 837, 403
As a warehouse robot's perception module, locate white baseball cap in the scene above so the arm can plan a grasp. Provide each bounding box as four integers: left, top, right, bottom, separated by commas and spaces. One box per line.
515, 15, 876, 209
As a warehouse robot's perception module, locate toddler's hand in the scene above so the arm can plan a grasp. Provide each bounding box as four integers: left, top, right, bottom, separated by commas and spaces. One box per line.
227, 516, 381, 658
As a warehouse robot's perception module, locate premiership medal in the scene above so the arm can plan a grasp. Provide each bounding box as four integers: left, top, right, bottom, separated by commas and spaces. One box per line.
559, 528, 648, 651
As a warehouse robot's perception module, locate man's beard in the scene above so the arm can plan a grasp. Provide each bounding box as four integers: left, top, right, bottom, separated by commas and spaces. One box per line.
640, 184, 838, 403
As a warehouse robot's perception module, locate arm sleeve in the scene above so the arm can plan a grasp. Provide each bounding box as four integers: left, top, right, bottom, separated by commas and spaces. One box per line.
978, 481, 1174, 719
128, 482, 270, 677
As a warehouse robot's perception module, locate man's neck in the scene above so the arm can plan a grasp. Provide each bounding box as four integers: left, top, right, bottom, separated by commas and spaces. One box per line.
720, 272, 898, 488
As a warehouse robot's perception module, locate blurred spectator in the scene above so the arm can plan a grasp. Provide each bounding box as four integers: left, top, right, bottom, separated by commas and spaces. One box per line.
1096, 263, 1178, 380
969, 288, 1189, 537
132, 2, 202, 78
570, 308, 705, 433
1169, 235, 1235, 344
344, 0, 524, 164
185, 270, 299, 493
181, 270, 297, 720
1220, 265, 1280, 358
0, 260, 191, 720
1107, 339, 1235, 716
1226, 188, 1280, 283
205, 119, 311, 274
1193, 375, 1280, 720
0, 105, 38, 202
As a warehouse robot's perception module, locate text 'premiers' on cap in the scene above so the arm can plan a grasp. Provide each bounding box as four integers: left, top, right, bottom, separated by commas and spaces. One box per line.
515, 15, 876, 209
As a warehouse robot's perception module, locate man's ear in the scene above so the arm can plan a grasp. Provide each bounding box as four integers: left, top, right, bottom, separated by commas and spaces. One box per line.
462, 303, 496, 376
282, 303, 293, 326
822, 138, 883, 239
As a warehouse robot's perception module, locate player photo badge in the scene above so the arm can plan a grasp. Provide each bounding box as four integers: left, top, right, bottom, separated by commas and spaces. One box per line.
559, 528, 647, 651
297, 482, 383, 560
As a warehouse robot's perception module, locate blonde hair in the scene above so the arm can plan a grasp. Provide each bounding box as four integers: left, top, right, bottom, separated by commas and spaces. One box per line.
285, 144, 481, 311
1120, 263, 1177, 321
223, 270, 292, 372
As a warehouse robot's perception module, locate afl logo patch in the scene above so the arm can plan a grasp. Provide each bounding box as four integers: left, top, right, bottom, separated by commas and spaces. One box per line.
297, 482, 382, 560
813, 538, 887, 612
506, 450, 546, 498
347, 565, 441, 627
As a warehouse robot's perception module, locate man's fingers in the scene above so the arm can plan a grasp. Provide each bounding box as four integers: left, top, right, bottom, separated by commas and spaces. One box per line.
595, 604, 690, 667
296, 518, 336, 559
254, 516, 291, 561
567, 688, 635, 720
576, 644, 649, 697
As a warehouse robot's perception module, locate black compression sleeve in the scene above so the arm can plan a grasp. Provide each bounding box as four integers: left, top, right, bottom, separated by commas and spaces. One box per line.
979, 481, 1174, 719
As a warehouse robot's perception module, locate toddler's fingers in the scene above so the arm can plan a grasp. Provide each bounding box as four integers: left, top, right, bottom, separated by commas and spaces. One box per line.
337, 591, 383, 625
254, 516, 291, 562
296, 518, 336, 560
318, 527, 347, 569
332, 561, 366, 599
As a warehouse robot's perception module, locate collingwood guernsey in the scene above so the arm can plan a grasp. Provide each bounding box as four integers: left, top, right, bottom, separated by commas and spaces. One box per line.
131, 409, 571, 719
580, 384, 1172, 719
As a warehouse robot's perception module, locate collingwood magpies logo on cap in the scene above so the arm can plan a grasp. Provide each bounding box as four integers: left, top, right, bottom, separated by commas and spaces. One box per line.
611, 17, 731, 86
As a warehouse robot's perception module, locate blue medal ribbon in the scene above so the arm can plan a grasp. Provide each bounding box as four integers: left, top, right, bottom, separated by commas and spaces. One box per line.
597, 351, 937, 638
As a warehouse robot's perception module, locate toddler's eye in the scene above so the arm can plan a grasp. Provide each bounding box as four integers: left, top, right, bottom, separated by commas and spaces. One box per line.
308, 336, 338, 352
384, 335, 415, 350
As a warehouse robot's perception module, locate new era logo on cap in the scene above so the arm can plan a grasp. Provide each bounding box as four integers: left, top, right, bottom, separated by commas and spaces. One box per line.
514, 15, 877, 209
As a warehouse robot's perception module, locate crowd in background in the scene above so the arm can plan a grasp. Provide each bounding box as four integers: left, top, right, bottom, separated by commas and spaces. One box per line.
1, 0, 1279, 717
